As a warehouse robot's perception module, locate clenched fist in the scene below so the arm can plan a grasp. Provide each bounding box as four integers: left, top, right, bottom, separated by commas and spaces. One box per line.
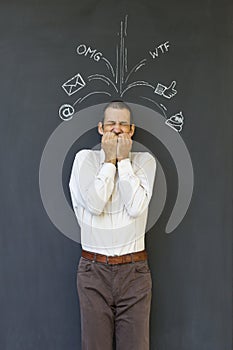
117, 133, 132, 162
101, 132, 118, 165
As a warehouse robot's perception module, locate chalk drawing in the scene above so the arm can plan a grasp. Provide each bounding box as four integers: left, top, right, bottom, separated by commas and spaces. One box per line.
76, 44, 102, 62
124, 14, 128, 36
165, 111, 184, 132
149, 41, 170, 58
58, 15, 186, 135
101, 57, 115, 78
121, 80, 155, 97
62, 73, 86, 96
116, 44, 119, 84
59, 104, 75, 121
160, 104, 167, 111
125, 59, 147, 83
74, 91, 111, 105
155, 81, 177, 99
140, 96, 167, 118
88, 74, 118, 93
125, 47, 128, 73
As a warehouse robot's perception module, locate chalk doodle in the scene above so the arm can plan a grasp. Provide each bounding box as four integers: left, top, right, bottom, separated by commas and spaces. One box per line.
59, 15, 185, 131
76, 44, 103, 62
38, 15, 194, 241
160, 104, 167, 111
149, 41, 170, 59
87, 74, 118, 93
62, 73, 86, 96
101, 57, 115, 78
73, 91, 111, 105
165, 111, 184, 132
155, 81, 177, 99
139, 96, 167, 118
76, 43, 115, 78
59, 104, 75, 121
71, 16, 158, 104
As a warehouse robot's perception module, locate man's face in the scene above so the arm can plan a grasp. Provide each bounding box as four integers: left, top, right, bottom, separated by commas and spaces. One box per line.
98, 107, 135, 137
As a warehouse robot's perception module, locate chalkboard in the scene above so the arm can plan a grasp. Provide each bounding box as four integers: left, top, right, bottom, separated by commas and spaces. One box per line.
1, 1, 232, 349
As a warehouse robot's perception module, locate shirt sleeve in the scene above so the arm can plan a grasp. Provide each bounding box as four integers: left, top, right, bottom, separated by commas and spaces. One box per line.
117, 153, 156, 218
69, 150, 116, 216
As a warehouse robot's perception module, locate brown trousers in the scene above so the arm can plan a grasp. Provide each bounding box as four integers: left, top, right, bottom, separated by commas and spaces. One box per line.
77, 256, 152, 350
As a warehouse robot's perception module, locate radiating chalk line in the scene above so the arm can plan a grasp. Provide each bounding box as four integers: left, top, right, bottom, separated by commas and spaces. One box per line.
140, 96, 167, 118
125, 47, 128, 72
120, 20, 123, 93
88, 74, 118, 92
160, 103, 167, 111
116, 44, 119, 84
73, 98, 81, 106
88, 75, 110, 85
125, 59, 147, 83
135, 63, 146, 72
74, 91, 111, 105
124, 14, 128, 36
121, 80, 155, 96
101, 57, 115, 78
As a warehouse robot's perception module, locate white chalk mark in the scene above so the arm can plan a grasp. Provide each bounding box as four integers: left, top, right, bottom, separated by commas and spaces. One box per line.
135, 62, 146, 72
102, 60, 111, 72
122, 36, 125, 85
75, 91, 111, 104
125, 59, 147, 83
154, 83, 166, 95
149, 41, 170, 59
88, 74, 118, 92
120, 20, 123, 93
116, 15, 128, 91
125, 47, 128, 72
76, 44, 103, 62
121, 80, 155, 96
73, 98, 81, 106
62, 73, 86, 96
59, 104, 75, 121
165, 111, 184, 132
101, 57, 115, 78
116, 44, 119, 84
124, 14, 128, 36
127, 80, 155, 89
160, 104, 167, 111
140, 96, 167, 118
155, 80, 177, 99
88, 76, 109, 85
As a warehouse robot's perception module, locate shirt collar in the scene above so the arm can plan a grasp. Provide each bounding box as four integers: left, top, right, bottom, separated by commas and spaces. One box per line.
100, 148, 132, 164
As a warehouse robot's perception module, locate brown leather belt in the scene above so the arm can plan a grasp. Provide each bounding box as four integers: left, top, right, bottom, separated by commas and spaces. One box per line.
81, 249, 148, 265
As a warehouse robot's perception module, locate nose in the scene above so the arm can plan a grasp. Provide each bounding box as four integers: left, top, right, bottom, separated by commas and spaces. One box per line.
112, 123, 121, 134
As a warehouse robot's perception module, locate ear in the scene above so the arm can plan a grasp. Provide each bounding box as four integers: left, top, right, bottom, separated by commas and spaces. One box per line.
98, 121, 104, 135
129, 123, 135, 137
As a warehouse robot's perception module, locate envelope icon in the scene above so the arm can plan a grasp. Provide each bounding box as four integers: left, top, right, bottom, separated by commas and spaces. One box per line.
62, 73, 86, 96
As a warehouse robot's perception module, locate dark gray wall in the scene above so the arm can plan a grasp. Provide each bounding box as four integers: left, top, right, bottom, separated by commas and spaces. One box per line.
0, 0, 232, 349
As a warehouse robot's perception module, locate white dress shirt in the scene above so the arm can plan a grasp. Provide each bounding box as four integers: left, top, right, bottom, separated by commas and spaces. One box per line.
69, 148, 156, 256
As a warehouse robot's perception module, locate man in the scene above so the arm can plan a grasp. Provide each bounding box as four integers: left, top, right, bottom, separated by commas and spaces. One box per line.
69, 101, 156, 350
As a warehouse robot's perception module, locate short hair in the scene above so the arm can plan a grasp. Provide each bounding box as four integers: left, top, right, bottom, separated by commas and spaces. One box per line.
102, 100, 133, 124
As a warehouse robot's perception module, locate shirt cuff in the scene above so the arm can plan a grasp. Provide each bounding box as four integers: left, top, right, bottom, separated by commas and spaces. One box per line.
117, 158, 134, 177
98, 162, 116, 180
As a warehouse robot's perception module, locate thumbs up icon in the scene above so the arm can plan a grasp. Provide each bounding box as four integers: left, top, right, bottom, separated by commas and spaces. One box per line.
155, 80, 177, 99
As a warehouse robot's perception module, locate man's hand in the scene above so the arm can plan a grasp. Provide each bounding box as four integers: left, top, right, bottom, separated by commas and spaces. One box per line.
101, 132, 118, 165
117, 133, 132, 162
